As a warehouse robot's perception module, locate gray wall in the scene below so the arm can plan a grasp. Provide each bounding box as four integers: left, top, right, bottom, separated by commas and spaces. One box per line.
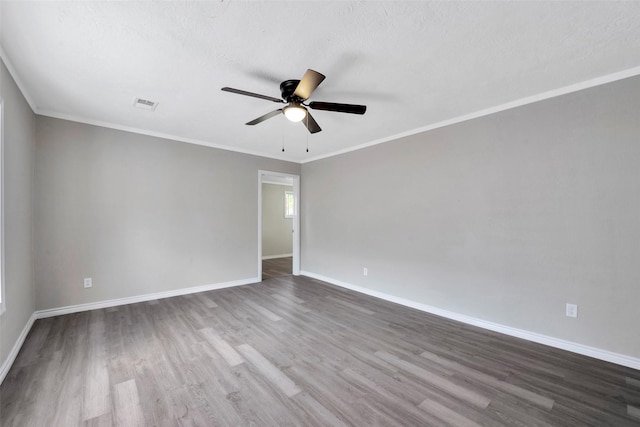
35, 117, 299, 310
301, 75, 640, 359
262, 183, 293, 258
0, 59, 36, 368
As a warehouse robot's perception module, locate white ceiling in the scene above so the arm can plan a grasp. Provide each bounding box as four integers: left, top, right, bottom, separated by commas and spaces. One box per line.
1, 1, 640, 163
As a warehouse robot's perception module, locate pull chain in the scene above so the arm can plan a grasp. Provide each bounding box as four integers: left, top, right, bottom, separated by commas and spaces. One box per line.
306, 113, 309, 152
281, 120, 285, 152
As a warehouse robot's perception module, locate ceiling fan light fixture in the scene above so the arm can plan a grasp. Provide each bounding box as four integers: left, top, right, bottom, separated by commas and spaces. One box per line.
284, 104, 307, 122
222, 68, 366, 135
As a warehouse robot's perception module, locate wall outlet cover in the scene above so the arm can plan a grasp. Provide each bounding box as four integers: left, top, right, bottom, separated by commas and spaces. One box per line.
566, 303, 578, 318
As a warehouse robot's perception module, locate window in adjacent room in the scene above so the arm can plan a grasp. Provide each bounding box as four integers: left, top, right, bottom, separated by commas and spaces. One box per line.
284, 190, 295, 219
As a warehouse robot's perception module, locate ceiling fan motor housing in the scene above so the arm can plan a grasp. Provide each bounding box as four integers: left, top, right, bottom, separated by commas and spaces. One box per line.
280, 79, 302, 102
221, 69, 365, 135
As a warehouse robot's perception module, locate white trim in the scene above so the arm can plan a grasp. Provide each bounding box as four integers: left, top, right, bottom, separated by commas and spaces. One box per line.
2, 46, 287, 161
301, 65, 640, 164
262, 253, 293, 260
5, 44, 640, 166
258, 171, 300, 278
37, 109, 295, 163
262, 178, 294, 186
0, 97, 5, 315
300, 270, 640, 370
0, 276, 260, 384
0, 276, 259, 385
0, 313, 36, 384
34, 276, 260, 319
3, 272, 639, 386
0, 48, 38, 113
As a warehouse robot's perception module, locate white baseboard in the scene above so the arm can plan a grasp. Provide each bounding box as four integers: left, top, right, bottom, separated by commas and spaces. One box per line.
261, 253, 293, 260
0, 276, 260, 384
300, 270, 640, 370
0, 312, 37, 384
5, 271, 638, 387
35, 276, 261, 319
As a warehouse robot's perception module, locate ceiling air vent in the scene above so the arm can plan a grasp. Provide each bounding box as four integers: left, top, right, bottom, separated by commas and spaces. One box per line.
133, 97, 159, 111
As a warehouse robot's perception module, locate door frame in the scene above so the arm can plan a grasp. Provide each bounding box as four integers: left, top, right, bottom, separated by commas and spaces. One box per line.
258, 170, 300, 279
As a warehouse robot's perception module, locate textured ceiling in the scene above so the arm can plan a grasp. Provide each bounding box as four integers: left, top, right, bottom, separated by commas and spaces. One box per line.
1, 1, 640, 163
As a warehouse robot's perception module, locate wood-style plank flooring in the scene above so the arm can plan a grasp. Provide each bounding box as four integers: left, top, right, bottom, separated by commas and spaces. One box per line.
2, 271, 640, 426
262, 256, 292, 280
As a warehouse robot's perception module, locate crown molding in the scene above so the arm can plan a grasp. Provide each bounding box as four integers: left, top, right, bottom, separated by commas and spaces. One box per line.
4, 44, 640, 165
301, 65, 640, 163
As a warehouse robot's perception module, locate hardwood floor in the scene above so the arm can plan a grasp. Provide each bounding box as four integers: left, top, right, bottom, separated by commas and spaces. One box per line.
2, 273, 640, 426
262, 256, 292, 280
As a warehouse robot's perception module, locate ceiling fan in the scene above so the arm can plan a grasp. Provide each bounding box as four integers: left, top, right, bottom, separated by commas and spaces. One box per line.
221, 69, 366, 134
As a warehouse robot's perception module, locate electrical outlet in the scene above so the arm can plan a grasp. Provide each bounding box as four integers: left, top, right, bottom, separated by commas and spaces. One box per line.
566, 303, 578, 318
363, 267, 368, 276
84, 278, 92, 288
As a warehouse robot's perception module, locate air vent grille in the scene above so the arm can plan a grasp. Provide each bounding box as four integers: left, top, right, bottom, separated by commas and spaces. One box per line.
133, 97, 159, 111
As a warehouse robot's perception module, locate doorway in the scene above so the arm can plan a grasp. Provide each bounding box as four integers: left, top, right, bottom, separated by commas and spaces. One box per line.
258, 170, 300, 280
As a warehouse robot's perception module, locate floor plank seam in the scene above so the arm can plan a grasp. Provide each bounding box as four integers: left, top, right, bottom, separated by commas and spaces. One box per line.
2, 267, 640, 426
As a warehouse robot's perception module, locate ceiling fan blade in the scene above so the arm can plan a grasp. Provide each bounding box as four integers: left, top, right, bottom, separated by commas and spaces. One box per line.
294, 69, 326, 100
222, 87, 284, 103
246, 109, 283, 125
302, 111, 322, 134
308, 101, 366, 115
